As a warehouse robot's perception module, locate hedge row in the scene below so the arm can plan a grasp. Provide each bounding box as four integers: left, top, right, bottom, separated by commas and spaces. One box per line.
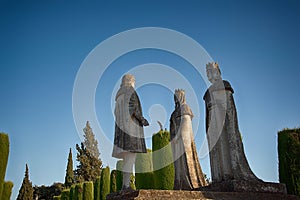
135, 149, 154, 189
0, 133, 13, 200
152, 131, 174, 190
54, 166, 113, 200
278, 128, 300, 197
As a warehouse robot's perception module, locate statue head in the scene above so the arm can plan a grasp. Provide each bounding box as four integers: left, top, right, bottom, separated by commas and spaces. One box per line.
174, 89, 186, 107
206, 62, 222, 84
121, 74, 135, 88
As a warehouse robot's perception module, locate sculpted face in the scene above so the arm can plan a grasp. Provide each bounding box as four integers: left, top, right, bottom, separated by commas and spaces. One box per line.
206, 64, 221, 84
174, 89, 186, 107
121, 74, 135, 88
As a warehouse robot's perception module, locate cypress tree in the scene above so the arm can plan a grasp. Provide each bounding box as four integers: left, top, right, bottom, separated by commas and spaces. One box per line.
110, 170, 117, 193
116, 161, 123, 191
75, 121, 102, 182
278, 128, 300, 196
74, 183, 83, 200
17, 164, 34, 200
65, 148, 75, 188
61, 189, 70, 200
83, 181, 94, 200
0, 133, 9, 198
135, 149, 154, 189
100, 167, 110, 200
152, 130, 174, 190
2, 181, 13, 200
94, 176, 101, 200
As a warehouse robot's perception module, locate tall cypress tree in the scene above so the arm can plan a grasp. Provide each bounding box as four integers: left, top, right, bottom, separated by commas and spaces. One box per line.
75, 121, 102, 182
64, 148, 75, 188
17, 164, 34, 200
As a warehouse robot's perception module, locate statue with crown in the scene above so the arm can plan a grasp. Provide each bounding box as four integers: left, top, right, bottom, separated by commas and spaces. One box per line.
202, 62, 287, 194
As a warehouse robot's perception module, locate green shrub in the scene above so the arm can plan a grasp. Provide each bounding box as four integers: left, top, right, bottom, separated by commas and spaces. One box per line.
83, 181, 93, 200
135, 149, 154, 189
152, 131, 174, 190
110, 170, 117, 193
53, 196, 61, 200
116, 161, 123, 191
74, 183, 83, 200
130, 174, 136, 190
100, 166, 110, 200
61, 189, 70, 200
0, 133, 9, 198
278, 128, 300, 196
94, 176, 101, 200
69, 185, 75, 200
1, 181, 13, 200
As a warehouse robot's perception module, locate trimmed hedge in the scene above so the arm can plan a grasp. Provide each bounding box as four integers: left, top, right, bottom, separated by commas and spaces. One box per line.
110, 170, 117, 193
53, 196, 61, 200
74, 183, 83, 200
152, 131, 174, 190
116, 161, 123, 191
0, 133, 9, 198
1, 181, 13, 200
278, 128, 300, 196
100, 167, 110, 200
69, 185, 75, 200
61, 189, 70, 200
135, 149, 154, 189
94, 176, 101, 200
130, 174, 136, 190
83, 181, 93, 200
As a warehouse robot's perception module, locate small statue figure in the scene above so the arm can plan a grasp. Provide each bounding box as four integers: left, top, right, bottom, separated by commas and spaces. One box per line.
203, 62, 259, 183
112, 74, 149, 190
170, 89, 207, 190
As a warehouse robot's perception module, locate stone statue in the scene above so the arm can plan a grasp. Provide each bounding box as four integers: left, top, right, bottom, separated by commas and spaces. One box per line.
112, 74, 149, 190
203, 62, 259, 183
170, 89, 207, 190
201, 62, 287, 194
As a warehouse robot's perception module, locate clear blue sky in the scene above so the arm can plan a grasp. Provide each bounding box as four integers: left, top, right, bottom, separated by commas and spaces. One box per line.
1, 1, 300, 199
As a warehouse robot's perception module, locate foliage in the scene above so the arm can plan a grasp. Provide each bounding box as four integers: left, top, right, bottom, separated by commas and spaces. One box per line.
35, 182, 65, 200
116, 161, 123, 191
152, 130, 174, 190
75, 121, 102, 182
53, 196, 61, 200
65, 148, 75, 188
61, 189, 70, 200
69, 185, 75, 200
278, 128, 300, 196
0, 133, 9, 198
17, 164, 34, 200
110, 170, 117, 193
100, 166, 110, 200
2, 181, 13, 200
75, 183, 83, 200
135, 149, 154, 189
94, 176, 101, 200
83, 181, 94, 200
130, 174, 136, 190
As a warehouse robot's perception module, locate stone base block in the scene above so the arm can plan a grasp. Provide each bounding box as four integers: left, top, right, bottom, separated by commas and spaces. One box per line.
197, 180, 287, 194
106, 189, 299, 200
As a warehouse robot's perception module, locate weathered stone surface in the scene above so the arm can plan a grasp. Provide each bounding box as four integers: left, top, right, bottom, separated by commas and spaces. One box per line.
106, 189, 300, 200
170, 89, 207, 190
197, 180, 287, 194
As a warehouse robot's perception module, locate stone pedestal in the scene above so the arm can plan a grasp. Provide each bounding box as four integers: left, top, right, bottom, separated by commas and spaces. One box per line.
106, 189, 299, 200
197, 180, 287, 194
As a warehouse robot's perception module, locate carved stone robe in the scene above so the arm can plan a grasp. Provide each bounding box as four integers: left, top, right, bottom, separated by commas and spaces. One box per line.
112, 86, 147, 159
170, 104, 207, 190
204, 80, 259, 183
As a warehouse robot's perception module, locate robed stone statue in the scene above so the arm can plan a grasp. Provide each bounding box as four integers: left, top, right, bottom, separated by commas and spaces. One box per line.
203, 62, 259, 183
112, 74, 149, 190
170, 89, 207, 190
